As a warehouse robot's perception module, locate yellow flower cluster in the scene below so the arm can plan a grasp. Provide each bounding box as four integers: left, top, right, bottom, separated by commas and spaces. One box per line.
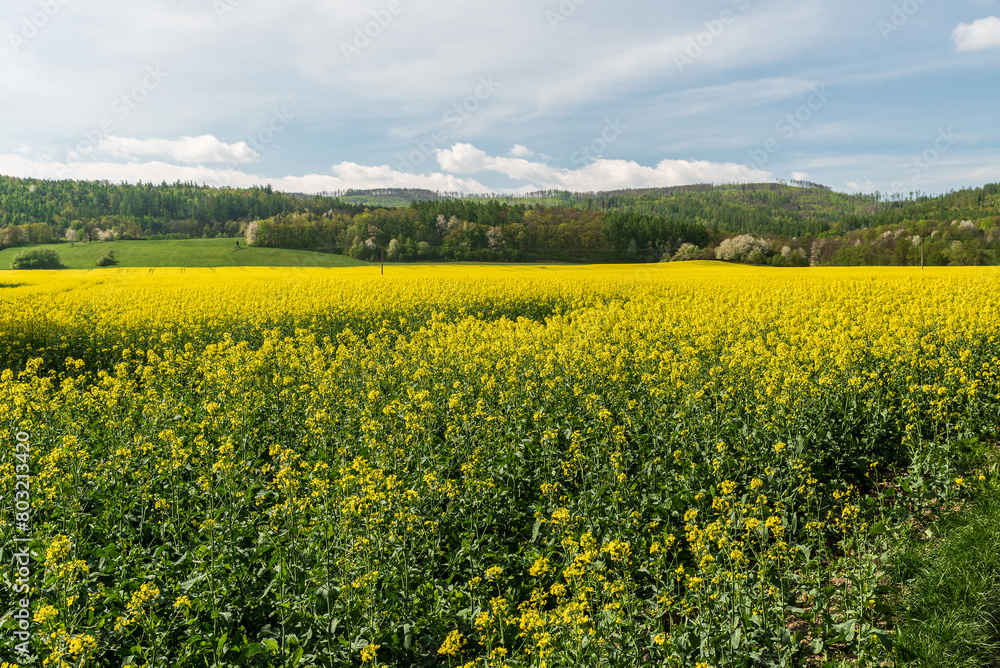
113, 584, 160, 632
438, 630, 465, 657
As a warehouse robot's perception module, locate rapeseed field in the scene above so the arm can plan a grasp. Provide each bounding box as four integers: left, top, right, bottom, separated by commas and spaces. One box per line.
2, 263, 998, 667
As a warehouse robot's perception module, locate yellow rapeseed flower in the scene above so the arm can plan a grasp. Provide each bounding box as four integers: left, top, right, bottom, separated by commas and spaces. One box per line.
438, 630, 465, 657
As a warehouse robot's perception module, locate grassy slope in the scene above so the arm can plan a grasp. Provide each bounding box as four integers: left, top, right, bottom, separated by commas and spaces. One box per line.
338, 195, 413, 207
0, 238, 368, 269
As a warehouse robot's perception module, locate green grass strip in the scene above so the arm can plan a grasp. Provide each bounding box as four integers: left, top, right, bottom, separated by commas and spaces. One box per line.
0, 238, 369, 269
892, 490, 1000, 666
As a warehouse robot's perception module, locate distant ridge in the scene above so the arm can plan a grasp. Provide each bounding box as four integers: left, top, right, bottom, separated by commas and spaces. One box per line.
297, 181, 837, 207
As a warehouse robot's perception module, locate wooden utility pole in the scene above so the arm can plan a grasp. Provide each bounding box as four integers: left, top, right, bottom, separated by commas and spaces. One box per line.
920, 238, 924, 269
381, 248, 384, 275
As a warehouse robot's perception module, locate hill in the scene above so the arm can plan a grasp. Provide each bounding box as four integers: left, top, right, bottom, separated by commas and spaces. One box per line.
327, 182, 1000, 240
0, 176, 365, 235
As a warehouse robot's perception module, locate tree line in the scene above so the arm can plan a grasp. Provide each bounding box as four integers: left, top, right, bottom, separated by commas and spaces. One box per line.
245, 202, 711, 262
0, 176, 364, 246
4, 174, 1000, 266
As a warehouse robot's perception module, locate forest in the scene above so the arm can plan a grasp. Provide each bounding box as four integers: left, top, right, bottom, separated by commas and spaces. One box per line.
0, 176, 709, 262
244, 202, 710, 262
0, 176, 365, 241
3, 175, 1000, 265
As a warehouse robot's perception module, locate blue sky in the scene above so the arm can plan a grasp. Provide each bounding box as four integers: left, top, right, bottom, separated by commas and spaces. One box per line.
1, 0, 998, 195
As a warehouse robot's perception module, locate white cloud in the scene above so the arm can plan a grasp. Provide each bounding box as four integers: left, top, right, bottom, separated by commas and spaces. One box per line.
0, 152, 489, 194
509, 144, 534, 157
12, 144, 31, 154
791, 171, 810, 181
93, 135, 259, 164
845, 179, 874, 192
434, 143, 774, 191
953, 16, 1000, 51
0, 141, 772, 196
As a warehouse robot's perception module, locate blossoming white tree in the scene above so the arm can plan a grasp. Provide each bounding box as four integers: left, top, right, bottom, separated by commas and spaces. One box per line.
716, 235, 770, 262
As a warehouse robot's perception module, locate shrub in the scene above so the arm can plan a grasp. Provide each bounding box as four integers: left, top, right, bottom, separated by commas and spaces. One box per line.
11, 248, 62, 270
669, 243, 701, 262
96, 249, 117, 267
787, 248, 808, 267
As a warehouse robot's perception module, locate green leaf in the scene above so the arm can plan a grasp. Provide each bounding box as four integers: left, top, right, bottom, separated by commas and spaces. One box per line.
180, 573, 205, 592
834, 619, 858, 643
873, 629, 894, 652
236, 644, 265, 662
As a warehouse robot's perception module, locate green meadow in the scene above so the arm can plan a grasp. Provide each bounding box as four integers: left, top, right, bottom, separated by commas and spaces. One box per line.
0, 238, 368, 270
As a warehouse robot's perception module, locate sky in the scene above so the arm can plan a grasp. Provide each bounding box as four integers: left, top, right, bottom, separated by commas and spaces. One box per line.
0, 0, 998, 196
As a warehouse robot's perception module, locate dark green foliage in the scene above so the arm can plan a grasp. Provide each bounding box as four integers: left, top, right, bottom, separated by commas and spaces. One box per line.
10, 247, 62, 269
0, 175, 365, 242
246, 202, 711, 263
573, 183, 863, 237
602, 211, 710, 252
96, 248, 116, 266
